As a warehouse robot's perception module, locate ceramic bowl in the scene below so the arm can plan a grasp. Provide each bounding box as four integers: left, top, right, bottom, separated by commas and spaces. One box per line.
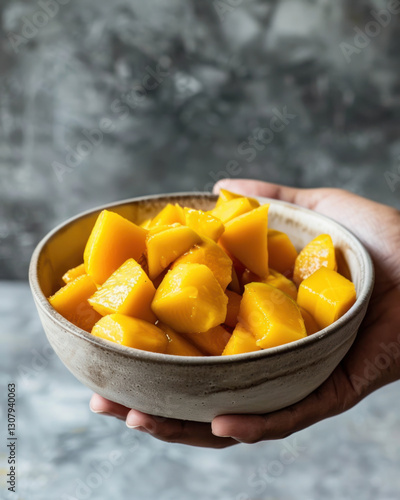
29, 193, 374, 423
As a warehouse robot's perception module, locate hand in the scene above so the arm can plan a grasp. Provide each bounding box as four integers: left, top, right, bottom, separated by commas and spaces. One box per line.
90, 179, 400, 448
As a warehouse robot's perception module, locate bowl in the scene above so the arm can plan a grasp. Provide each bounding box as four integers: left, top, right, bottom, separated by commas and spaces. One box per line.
29, 192, 374, 423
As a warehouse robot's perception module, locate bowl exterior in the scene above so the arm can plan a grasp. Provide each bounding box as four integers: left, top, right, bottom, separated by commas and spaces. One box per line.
29, 193, 374, 422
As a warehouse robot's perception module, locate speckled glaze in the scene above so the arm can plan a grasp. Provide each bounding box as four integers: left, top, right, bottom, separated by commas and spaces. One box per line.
29, 193, 374, 422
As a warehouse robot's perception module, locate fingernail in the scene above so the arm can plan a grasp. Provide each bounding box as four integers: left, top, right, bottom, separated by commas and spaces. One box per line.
90, 405, 105, 414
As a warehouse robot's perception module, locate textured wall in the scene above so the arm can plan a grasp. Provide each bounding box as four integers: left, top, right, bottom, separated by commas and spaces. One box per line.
1, 0, 400, 279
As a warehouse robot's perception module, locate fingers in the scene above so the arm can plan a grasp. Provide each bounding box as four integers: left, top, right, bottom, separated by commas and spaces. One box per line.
212, 367, 354, 443
90, 394, 130, 421
125, 409, 237, 448
213, 178, 333, 211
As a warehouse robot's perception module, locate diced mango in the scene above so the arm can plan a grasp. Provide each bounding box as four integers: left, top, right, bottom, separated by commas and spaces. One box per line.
149, 203, 185, 228
241, 268, 297, 301
183, 207, 224, 241
297, 267, 356, 329
267, 230, 298, 276
182, 325, 231, 356
300, 307, 320, 335
84, 210, 147, 285
140, 218, 152, 229
146, 224, 201, 280
151, 263, 228, 334
211, 197, 254, 224
88, 258, 156, 323
293, 234, 337, 287
62, 263, 86, 284
49, 274, 102, 332
91, 314, 168, 353
215, 189, 260, 209
158, 323, 204, 357
224, 290, 242, 328
172, 237, 232, 290
222, 323, 261, 356
239, 282, 307, 349
219, 204, 270, 278
228, 266, 242, 294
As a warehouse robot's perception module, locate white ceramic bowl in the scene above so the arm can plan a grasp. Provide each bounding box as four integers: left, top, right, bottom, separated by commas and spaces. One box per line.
29, 193, 374, 422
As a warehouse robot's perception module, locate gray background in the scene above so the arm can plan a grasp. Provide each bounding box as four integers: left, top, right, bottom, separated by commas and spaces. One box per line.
1, 1, 400, 499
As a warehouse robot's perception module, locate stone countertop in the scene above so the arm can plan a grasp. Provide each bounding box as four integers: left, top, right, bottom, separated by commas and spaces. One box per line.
1, 281, 400, 500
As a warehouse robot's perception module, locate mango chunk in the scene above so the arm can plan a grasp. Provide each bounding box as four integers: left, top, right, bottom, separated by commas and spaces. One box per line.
228, 266, 242, 294
183, 207, 224, 241
158, 323, 204, 357
151, 263, 228, 334
146, 224, 201, 280
84, 210, 147, 285
293, 234, 337, 287
140, 218, 152, 229
91, 314, 168, 353
215, 189, 260, 209
88, 258, 156, 323
49, 274, 102, 332
149, 203, 185, 228
219, 204, 270, 278
210, 197, 254, 224
224, 290, 242, 328
297, 267, 356, 329
300, 307, 320, 335
241, 268, 297, 301
222, 323, 261, 356
239, 282, 307, 349
182, 325, 231, 356
267, 230, 298, 276
62, 263, 86, 284
172, 237, 232, 290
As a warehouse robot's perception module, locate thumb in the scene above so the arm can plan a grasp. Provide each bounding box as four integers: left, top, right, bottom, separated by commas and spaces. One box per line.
213, 178, 331, 211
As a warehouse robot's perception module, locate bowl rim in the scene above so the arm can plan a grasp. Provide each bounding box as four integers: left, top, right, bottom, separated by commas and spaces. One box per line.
29, 191, 375, 366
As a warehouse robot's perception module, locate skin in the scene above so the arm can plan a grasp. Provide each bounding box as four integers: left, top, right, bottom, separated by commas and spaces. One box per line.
90, 179, 400, 448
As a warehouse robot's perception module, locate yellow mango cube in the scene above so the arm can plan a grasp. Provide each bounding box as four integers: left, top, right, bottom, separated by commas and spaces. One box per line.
210, 197, 254, 224
293, 234, 337, 287
183, 207, 224, 241
149, 203, 185, 228
300, 307, 320, 335
91, 314, 168, 353
241, 268, 297, 301
158, 323, 204, 357
62, 263, 86, 284
222, 323, 261, 356
297, 267, 356, 329
219, 204, 270, 278
151, 263, 228, 334
182, 325, 231, 356
172, 237, 232, 290
215, 189, 260, 209
224, 290, 242, 328
49, 274, 102, 332
88, 258, 156, 323
84, 210, 147, 285
146, 224, 201, 280
267, 229, 298, 275
239, 282, 307, 349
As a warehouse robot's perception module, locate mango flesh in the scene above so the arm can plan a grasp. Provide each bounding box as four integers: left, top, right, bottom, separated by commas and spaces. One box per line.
92, 314, 168, 353
151, 263, 228, 334
300, 307, 320, 335
224, 290, 242, 328
146, 224, 201, 280
215, 189, 260, 209
88, 258, 156, 323
211, 197, 255, 224
182, 325, 231, 356
49, 274, 102, 332
222, 323, 261, 356
158, 323, 204, 357
183, 207, 224, 241
239, 282, 307, 349
297, 267, 356, 329
149, 203, 185, 228
241, 268, 297, 301
267, 230, 298, 276
62, 263, 86, 284
293, 234, 337, 287
84, 210, 147, 285
219, 204, 270, 278
172, 237, 232, 290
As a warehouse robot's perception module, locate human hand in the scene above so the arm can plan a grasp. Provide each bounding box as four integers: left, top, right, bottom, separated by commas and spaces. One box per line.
90, 179, 400, 447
